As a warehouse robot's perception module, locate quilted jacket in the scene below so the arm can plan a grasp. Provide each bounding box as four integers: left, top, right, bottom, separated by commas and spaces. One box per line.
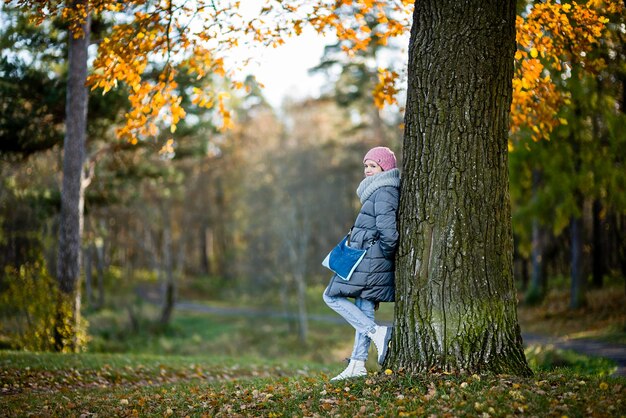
325, 168, 400, 302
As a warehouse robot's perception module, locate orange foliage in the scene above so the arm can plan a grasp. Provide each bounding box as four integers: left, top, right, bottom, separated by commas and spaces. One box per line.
510, 0, 620, 142
11, 0, 243, 144
10, 0, 622, 146
373, 69, 399, 108
233, 0, 620, 141
86, 1, 236, 141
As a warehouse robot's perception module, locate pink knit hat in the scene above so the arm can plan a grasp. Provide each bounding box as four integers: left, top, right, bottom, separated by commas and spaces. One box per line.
363, 146, 397, 171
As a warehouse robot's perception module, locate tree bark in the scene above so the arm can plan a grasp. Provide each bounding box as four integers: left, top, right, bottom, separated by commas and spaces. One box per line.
390, 0, 531, 376
199, 222, 210, 275
525, 168, 546, 304
160, 206, 175, 325
620, 214, 626, 294
294, 272, 309, 343
570, 209, 586, 309
95, 236, 105, 309
54, 1, 90, 351
591, 199, 605, 288
84, 245, 93, 305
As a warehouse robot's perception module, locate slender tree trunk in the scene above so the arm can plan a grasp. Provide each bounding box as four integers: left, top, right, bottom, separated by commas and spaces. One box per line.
529, 219, 545, 296
294, 272, 309, 343
214, 177, 228, 278
371, 105, 387, 144
84, 246, 93, 305
160, 208, 175, 325
520, 257, 529, 290
525, 170, 545, 304
570, 212, 586, 309
591, 199, 605, 288
94, 225, 107, 309
390, 0, 531, 376
283, 200, 310, 343
175, 228, 187, 278
95, 233, 105, 309
54, 2, 90, 351
199, 222, 210, 275
279, 281, 295, 333
620, 214, 626, 294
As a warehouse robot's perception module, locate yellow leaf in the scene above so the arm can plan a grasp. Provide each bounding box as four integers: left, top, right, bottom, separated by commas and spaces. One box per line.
530, 48, 538, 58
559, 118, 568, 125
384, 369, 393, 375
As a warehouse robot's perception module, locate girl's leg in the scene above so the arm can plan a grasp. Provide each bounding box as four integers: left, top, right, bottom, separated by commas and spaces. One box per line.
323, 287, 377, 336
324, 287, 392, 369
349, 298, 376, 361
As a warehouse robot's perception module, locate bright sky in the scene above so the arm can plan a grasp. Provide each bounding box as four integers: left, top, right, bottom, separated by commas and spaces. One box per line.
226, 2, 338, 109
236, 28, 336, 109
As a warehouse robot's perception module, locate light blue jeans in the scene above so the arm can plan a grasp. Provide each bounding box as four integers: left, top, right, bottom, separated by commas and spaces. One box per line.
323, 287, 377, 361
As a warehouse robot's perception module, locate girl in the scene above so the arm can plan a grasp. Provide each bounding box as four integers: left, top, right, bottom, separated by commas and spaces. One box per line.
323, 146, 400, 381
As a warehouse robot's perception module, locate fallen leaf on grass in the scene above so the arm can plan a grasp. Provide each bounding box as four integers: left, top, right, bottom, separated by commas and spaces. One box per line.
424, 382, 437, 400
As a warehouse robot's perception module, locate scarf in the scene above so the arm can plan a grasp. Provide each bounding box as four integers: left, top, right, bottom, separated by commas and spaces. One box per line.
356, 168, 401, 204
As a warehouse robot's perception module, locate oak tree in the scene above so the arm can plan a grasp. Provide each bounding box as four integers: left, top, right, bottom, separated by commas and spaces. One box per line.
10, 0, 618, 363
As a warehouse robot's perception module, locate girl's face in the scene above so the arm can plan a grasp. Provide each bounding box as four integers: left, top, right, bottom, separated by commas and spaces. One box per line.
364, 159, 383, 177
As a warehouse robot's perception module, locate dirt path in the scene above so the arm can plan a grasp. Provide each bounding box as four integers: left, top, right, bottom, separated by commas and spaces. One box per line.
523, 333, 626, 376
174, 301, 626, 377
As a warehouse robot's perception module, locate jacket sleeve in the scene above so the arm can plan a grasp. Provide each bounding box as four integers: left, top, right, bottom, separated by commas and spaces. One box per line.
373, 187, 399, 259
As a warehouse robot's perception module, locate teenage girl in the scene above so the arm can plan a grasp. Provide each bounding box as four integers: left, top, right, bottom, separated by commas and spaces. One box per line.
323, 146, 400, 380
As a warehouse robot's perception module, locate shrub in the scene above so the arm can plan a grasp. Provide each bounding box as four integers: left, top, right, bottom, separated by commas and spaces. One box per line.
0, 261, 88, 352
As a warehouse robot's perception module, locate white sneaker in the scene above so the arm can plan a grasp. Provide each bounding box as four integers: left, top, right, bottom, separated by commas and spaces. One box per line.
368, 325, 392, 365
330, 360, 367, 381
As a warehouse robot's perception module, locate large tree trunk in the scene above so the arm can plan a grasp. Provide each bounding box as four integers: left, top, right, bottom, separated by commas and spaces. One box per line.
390, 0, 531, 376
54, 1, 90, 351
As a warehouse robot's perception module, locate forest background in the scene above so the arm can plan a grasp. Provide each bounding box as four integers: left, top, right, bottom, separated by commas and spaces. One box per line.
0, 0, 625, 372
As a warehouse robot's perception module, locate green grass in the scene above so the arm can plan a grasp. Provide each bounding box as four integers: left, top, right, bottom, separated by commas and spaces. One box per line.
85, 284, 392, 370
88, 308, 390, 371
525, 344, 617, 376
1, 351, 624, 417
2, 273, 625, 416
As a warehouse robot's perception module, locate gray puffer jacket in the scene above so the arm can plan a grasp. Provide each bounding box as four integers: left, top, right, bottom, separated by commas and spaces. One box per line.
325, 168, 400, 302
